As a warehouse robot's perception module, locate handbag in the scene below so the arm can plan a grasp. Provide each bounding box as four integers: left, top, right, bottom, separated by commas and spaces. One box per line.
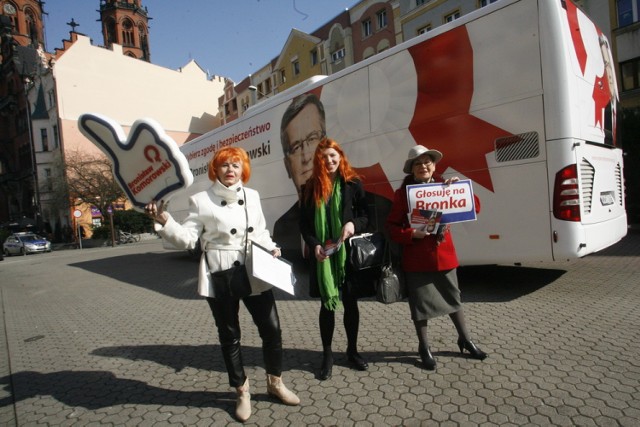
346, 232, 385, 299
209, 189, 252, 299
349, 232, 385, 270
375, 240, 406, 304
346, 266, 379, 299
211, 263, 252, 299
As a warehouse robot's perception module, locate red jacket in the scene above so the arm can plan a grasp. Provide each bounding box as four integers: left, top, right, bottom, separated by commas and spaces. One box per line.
386, 175, 459, 272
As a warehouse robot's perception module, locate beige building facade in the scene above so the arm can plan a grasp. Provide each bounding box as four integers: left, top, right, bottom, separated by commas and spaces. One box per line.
40, 34, 226, 235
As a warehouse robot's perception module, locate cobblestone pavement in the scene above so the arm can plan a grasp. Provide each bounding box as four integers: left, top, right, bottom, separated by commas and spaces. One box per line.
0, 231, 639, 426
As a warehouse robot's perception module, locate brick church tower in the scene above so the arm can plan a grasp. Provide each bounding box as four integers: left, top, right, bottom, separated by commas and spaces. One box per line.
0, 1, 47, 227
99, 0, 151, 61
0, 0, 44, 49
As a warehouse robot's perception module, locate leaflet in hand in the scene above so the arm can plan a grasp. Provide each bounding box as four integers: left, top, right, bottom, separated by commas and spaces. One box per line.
408, 209, 442, 233
323, 239, 343, 256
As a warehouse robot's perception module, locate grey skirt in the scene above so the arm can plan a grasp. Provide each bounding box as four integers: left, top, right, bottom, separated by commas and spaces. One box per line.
405, 269, 462, 321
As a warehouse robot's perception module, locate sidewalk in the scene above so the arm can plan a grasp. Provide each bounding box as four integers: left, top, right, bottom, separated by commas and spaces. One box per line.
0, 232, 639, 425
51, 233, 160, 251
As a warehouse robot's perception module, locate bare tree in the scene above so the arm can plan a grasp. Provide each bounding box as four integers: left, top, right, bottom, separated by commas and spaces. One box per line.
60, 150, 125, 217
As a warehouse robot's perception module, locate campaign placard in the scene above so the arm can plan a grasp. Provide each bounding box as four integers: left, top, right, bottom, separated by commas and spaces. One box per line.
406, 180, 476, 225
78, 113, 193, 211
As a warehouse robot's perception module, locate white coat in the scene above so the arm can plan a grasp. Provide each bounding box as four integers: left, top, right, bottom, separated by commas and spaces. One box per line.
156, 179, 278, 297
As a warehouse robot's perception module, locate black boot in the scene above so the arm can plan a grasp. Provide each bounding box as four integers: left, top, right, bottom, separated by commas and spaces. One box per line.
318, 347, 333, 381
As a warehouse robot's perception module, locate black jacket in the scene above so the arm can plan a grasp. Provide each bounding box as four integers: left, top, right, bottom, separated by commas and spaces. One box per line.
299, 178, 369, 297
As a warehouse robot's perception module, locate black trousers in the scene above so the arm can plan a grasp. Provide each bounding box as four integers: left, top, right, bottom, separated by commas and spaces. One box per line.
206, 290, 283, 387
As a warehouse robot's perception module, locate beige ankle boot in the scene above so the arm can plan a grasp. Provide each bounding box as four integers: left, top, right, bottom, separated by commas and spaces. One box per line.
266, 374, 300, 406
235, 377, 251, 422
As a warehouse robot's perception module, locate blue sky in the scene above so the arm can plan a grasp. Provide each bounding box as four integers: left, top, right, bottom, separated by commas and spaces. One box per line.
43, 0, 354, 83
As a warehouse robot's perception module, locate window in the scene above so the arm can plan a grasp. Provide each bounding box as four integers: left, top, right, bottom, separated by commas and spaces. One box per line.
617, 0, 640, 26
41, 128, 48, 151
25, 9, 38, 44
480, 0, 499, 6
105, 18, 117, 45
377, 9, 388, 29
418, 25, 431, 35
417, 0, 426, 6
224, 99, 238, 115
445, 11, 461, 23
621, 57, 640, 91
16, 109, 27, 133
280, 69, 286, 85
362, 19, 372, 37
47, 90, 56, 108
264, 78, 272, 94
53, 125, 59, 149
331, 48, 345, 63
310, 48, 318, 66
292, 60, 300, 76
122, 19, 134, 46
44, 168, 52, 191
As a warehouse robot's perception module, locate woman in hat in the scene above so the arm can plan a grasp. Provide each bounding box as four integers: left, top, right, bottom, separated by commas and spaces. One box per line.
385, 145, 487, 371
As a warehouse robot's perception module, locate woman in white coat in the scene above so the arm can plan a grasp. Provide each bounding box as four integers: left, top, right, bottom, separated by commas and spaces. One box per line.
145, 146, 299, 422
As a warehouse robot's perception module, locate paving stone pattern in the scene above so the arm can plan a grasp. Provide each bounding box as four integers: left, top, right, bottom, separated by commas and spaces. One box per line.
0, 232, 638, 426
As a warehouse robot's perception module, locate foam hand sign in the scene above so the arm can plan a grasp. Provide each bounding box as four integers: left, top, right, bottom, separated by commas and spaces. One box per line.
78, 113, 193, 211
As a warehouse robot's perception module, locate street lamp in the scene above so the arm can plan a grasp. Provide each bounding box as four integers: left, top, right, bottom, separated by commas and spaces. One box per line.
108, 205, 116, 247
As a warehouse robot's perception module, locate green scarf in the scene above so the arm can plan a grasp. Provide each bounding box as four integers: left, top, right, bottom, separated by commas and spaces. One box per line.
314, 178, 346, 311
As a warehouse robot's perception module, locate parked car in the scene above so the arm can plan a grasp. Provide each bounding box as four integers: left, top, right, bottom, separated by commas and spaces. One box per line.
3, 232, 52, 256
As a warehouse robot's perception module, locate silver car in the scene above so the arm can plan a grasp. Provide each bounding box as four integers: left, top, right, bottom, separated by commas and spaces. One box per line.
3, 233, 52, 256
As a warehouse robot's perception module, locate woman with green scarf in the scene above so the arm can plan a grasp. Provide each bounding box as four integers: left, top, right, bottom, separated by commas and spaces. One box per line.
300, 138, 371, 381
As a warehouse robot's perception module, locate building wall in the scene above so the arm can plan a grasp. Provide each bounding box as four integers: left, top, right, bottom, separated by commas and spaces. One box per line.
48, 35, 226, 234
399, 0, 487, 39
351, 0, 397, 61
27, 70, 62, 231
274, 29, 323, 93
53, 35, 224, 137
324, 23, 354, 74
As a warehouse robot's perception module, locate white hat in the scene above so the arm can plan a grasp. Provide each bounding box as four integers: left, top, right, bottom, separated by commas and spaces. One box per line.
403, 145, 443, 174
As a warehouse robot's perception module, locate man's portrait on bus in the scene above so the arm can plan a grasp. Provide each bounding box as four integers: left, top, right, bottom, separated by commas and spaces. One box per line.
280, 93, 326, 198
273, 93, 326, 272
273, 93, 393, 278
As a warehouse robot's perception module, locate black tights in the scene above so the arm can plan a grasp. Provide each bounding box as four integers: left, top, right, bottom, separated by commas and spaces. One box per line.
319, 285, 360, 353
206, 290, 282, 387
414, 309, 470, 351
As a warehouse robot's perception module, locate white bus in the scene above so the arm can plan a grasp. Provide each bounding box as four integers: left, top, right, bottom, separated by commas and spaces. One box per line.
166, 0, 626, 266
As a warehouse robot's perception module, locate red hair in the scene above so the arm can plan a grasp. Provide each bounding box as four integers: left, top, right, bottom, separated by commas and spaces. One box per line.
304, 138, 360, 206
208, 147, 251, 183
